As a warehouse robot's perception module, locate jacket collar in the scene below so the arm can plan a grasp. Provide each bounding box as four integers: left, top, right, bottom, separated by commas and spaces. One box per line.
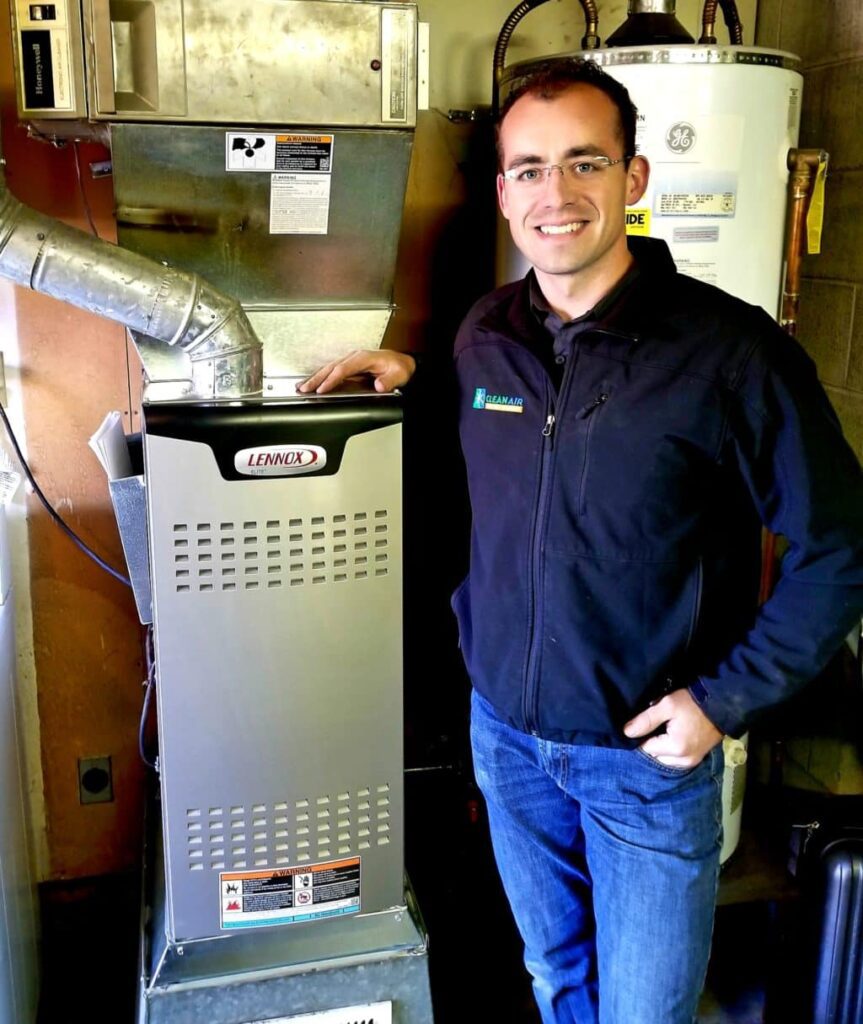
477, 236, 679, 346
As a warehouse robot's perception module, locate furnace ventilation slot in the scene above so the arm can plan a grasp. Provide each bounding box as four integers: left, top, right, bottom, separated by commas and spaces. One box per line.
172, 512, 390, 593
184, 782, 393, 871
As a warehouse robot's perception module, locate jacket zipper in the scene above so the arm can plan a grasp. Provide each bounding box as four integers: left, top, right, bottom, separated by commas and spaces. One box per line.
521, 349, 580, 734
522, 389, 556, 733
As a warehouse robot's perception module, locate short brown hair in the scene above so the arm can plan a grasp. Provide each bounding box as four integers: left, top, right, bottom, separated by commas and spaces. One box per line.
496, 59, 638, 167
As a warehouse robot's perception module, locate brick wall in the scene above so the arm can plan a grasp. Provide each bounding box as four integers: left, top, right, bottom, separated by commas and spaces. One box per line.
757, 1, 863, 459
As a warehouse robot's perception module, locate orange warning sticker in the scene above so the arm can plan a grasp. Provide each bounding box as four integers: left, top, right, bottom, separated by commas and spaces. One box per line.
220, 856, 361, 930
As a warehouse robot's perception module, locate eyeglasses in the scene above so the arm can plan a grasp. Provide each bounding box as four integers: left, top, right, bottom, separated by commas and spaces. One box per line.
501, 155, 629, 188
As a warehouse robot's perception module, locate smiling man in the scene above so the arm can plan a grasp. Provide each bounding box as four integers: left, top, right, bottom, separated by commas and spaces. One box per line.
301, 59, 863, 1024
494, 78, 647, 319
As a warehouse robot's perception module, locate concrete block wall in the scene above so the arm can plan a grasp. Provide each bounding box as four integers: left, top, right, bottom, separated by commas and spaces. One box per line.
757, 1, 863, 460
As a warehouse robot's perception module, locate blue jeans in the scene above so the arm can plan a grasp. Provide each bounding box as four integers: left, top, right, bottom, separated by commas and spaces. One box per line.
470, 689, 724, 1024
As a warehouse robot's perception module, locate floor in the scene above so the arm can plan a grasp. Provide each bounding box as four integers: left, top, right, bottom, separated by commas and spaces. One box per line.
36, 778, 812, 1024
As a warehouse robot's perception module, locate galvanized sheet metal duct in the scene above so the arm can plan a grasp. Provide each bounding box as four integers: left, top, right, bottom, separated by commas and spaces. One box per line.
0, 184, 263, 400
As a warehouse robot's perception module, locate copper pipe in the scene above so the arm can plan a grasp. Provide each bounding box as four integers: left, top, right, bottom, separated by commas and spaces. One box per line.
578, 0, 601, 49
759, 147, 828, 604
699, 0, 743, 45
699, 0, 719, 43
780, 148, 827, 336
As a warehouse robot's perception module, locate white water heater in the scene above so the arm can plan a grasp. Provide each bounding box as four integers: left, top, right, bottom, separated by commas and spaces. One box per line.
499, 46, 802, 320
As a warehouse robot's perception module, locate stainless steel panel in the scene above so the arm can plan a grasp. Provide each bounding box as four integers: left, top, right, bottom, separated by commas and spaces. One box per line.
142, 954, 432, 1024
112, 121, 410, 390
86, 0, 186, 117
145, 411, 404, 942
111, 124, 412, 309
0, 516, 39, 1024
109, 475, 153, 624
248, 309, 394, 383
83, 0, 418, 126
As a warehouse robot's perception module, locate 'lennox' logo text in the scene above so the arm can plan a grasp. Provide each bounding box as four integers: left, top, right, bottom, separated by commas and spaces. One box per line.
248, 450, 315, 468
234, 444, 327, 477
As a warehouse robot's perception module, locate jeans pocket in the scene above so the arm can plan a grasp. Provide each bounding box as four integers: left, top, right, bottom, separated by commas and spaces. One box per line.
633, 747, 702, 777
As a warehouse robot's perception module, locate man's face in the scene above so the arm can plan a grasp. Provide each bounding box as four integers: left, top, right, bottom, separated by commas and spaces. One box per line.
496, 84, 648, 286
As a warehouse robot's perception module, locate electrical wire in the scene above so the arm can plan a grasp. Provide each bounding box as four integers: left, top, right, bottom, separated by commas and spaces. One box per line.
72, 141, 100, 238
139, 625, 158, 770
857, 619, 863, 691
0, 402, 132, 587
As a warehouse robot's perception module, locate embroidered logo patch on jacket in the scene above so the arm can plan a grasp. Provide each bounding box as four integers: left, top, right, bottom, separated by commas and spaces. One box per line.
473, 387, 524, 413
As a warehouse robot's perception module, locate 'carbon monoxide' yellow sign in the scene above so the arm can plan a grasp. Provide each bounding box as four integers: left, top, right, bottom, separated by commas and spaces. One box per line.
625, 208, 651, 236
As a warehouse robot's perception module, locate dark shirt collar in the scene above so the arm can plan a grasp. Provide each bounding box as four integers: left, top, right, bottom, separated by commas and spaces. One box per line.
529, 260, 641, 332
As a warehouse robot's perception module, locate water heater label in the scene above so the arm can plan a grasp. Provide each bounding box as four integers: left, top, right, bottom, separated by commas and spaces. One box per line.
657, 190, 736, 217
673, 226, 720, 245
654, 171, 738, 219
234, 445, 328, 477
220, 858, 361, 929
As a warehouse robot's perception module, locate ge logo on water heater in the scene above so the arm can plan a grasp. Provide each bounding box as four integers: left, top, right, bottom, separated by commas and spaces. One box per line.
666, 122, 696, 154
234, 445, 327, 477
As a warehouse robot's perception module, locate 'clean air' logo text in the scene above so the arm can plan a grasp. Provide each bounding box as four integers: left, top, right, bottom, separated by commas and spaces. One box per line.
473, 387, 524, 414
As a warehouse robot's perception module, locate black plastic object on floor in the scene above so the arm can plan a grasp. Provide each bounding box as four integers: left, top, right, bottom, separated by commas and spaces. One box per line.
812, 838, 863, 1023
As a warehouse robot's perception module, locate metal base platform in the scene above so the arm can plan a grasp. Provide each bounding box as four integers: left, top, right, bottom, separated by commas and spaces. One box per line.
137, 804, 434, 1024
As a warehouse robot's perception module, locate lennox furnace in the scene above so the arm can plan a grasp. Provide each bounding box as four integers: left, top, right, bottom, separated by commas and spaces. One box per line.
6, 2, 433, 1021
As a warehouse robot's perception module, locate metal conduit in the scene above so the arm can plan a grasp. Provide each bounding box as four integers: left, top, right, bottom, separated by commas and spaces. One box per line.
492, 0, 600, 114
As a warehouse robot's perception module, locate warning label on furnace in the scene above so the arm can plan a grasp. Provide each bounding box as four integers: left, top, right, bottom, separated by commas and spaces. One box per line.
226, 132, 334, 173
270, 173, 331, 234
225, 132, 335, 233
274, 134, 333, 172
220, 857, 361, 930
247, 1003, 392, 1024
